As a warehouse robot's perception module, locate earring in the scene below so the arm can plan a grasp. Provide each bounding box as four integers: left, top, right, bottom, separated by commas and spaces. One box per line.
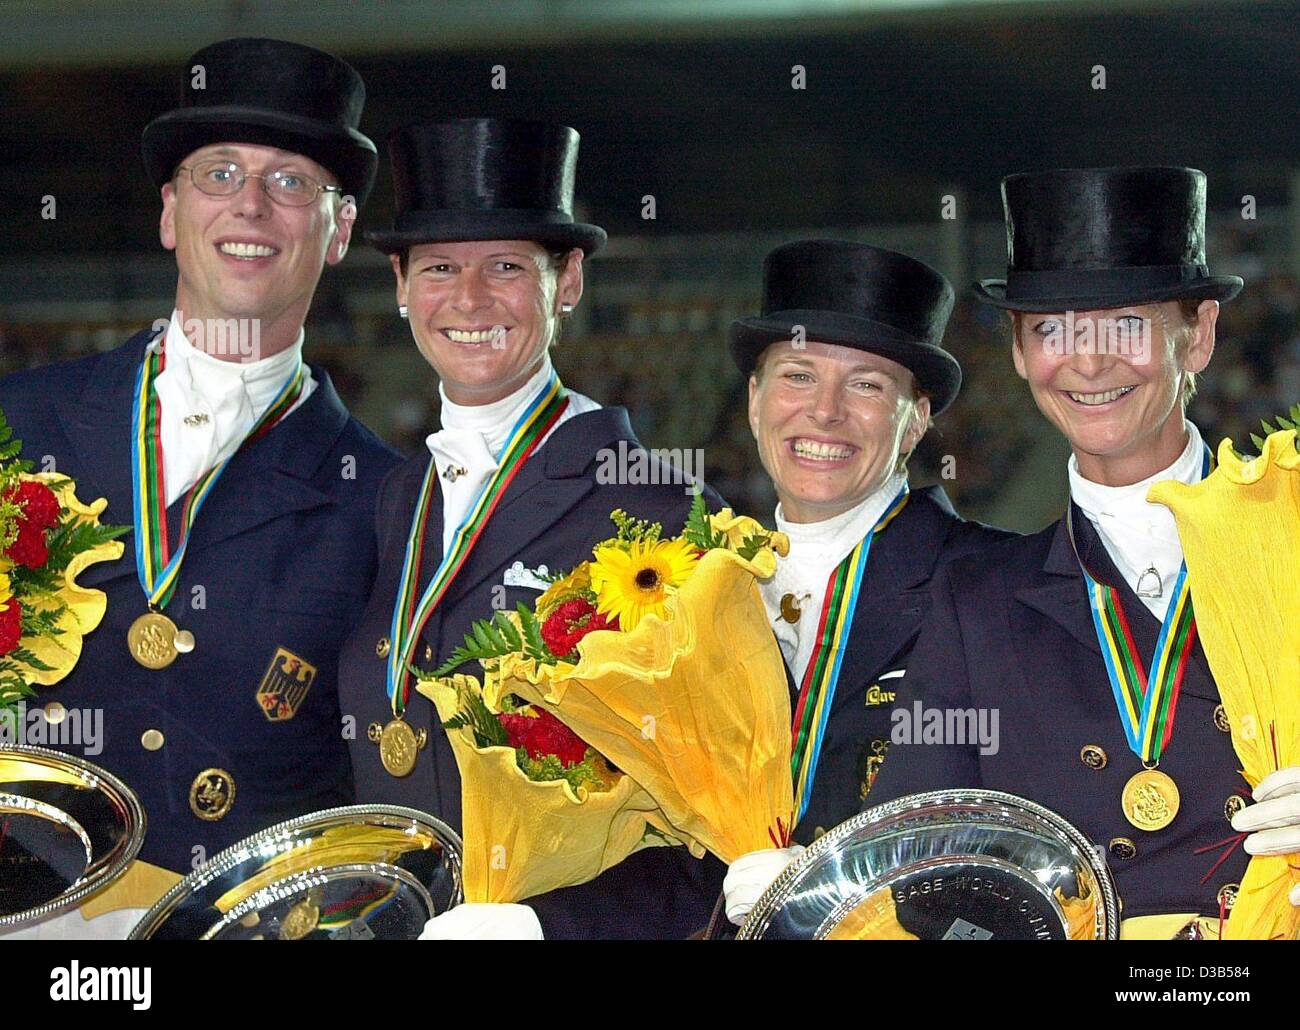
398, 305, 408, 320
560, 303, 574, 314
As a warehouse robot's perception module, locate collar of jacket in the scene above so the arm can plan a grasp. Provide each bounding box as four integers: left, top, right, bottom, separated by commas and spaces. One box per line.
58, 327, 350, 585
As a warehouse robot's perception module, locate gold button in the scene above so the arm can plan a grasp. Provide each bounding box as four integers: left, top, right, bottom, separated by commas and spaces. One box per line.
43, 702, 66, 725
813, 826, 827, 840
1213, 705, 1231, 733
424, 643, 433, 663
375, 637, 391, 658
1217, 883, 1239, 910
1109, 837, 1137, 860
1224, 794, 1247, 821
141, 729, 165, 751
1080, 744, 1108, 770
189, 768, 236, 821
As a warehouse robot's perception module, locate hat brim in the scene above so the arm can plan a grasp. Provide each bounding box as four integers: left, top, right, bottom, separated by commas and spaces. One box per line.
972, 275, 1243, 312
366, 219, 606, 256
729, 310, 962, 415
142, 106, 378, 206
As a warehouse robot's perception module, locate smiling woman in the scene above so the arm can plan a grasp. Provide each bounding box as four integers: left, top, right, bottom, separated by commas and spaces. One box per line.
336, 116, 727, 941
867, 166, 1270, 938
713, 238, 1010, 930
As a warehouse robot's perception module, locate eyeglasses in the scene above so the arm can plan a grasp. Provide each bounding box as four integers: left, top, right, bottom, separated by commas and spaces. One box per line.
176, 158, 342, 207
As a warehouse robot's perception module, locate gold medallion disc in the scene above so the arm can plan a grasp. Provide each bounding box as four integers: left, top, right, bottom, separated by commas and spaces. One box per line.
128, 611, 179, 670
1122, 767, 1181, 831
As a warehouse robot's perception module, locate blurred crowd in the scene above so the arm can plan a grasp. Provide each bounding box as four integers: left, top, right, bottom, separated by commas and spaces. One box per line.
3, 265, 1297, 531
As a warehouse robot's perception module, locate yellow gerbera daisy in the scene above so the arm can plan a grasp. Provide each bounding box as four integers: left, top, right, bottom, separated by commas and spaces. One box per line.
589, 537, 699, 631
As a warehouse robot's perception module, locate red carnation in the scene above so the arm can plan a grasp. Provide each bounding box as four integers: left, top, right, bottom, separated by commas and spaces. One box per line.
10, 481, 60, 532
499, 707, 589, 767
540, 597, 618, 659
0, 597, 22, 656
6, 523, 49, 569
4, 480, 60, 569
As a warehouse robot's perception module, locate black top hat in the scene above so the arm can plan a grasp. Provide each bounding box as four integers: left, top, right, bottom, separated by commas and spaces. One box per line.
141, 37, 378, 205
974, 166, 1242, 312
366, 118, 606, 255
730, 239, 962, 414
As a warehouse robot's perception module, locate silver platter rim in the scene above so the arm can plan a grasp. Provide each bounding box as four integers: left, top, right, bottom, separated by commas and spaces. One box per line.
0, 744, 147, 930
737, 787, 1121, 940
128, 803, 463, 940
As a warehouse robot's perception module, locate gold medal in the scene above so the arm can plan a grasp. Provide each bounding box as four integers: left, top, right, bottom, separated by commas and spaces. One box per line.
369, 718, 428, 778
1121, 767, 1181, 831
128, 611, 180, 669
280, 893, 321, 940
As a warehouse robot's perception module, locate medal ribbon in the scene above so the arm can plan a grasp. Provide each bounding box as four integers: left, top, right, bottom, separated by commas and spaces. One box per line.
790, 485, 909, 823
1080, 446, 1210, 764
385, 370, 569, 717
130, 333, 306, 610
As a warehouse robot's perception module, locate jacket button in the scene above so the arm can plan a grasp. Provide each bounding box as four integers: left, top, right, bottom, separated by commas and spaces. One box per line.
1109, 837, 1137, 860
1217, 883, 1239, 911
1213, 705, 1231, 733
141, 729, 165, 751
1080, 744, 1108, 770
375, 637, 391, 658
1224, 794, 1247, 822
44, 702, 67, 724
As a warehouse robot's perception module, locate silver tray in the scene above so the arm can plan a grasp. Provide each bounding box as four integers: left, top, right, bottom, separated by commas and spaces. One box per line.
128, 805, 463, 940
0, 745, 146, 930
739, 789, 1120, 940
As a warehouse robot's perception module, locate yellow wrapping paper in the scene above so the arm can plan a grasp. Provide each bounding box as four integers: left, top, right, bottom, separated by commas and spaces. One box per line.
417, 673, 673, 904
488, 520, 795, 864
12, 474, 123, 686
1148, 429, 1300, 941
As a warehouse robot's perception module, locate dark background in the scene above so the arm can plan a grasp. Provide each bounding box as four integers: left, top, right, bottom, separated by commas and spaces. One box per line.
3, 0, 1298, 528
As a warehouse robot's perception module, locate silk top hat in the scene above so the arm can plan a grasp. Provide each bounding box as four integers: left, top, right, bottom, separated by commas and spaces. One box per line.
366, 117, 606, 255
974, 166, 1243, 312
141, 37, 378, 205
730, 239, 962, 414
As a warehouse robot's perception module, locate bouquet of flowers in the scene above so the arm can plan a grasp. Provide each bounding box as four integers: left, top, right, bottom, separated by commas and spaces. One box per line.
0, 408, 126, 716
417, 671, 673, 904
427, 491, 794, 869
1149, 407, 1300, 941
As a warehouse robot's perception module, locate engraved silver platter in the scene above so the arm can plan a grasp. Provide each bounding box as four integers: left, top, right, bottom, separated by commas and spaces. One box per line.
738, 789, 1120, 940
0, 745, 146, 930
128, 805, 462, 940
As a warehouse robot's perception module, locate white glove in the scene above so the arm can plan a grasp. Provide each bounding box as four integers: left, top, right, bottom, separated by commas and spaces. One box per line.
723, 846, 805, 926
418, 902, 544, 940
1230, 765, 1300, 907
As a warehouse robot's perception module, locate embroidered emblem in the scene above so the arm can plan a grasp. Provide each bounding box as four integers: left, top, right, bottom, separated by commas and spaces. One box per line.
256, 647, 318, 722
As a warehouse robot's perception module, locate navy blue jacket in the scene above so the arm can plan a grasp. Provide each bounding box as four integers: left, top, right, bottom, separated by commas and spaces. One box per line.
337, 407, 727, 939
0, 330, 401, 873
869, 507, 1250, 922
792, 486, 1011, 843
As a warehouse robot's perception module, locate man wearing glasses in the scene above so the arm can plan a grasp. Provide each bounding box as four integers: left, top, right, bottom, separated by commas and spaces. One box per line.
0, 38, 399, 938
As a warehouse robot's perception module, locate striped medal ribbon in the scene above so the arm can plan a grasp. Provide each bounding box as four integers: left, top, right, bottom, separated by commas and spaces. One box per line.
374, 370, 568, 777
1077, 445, 1211, 832
790, 485, 909, 824
127, 332, 306, 668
